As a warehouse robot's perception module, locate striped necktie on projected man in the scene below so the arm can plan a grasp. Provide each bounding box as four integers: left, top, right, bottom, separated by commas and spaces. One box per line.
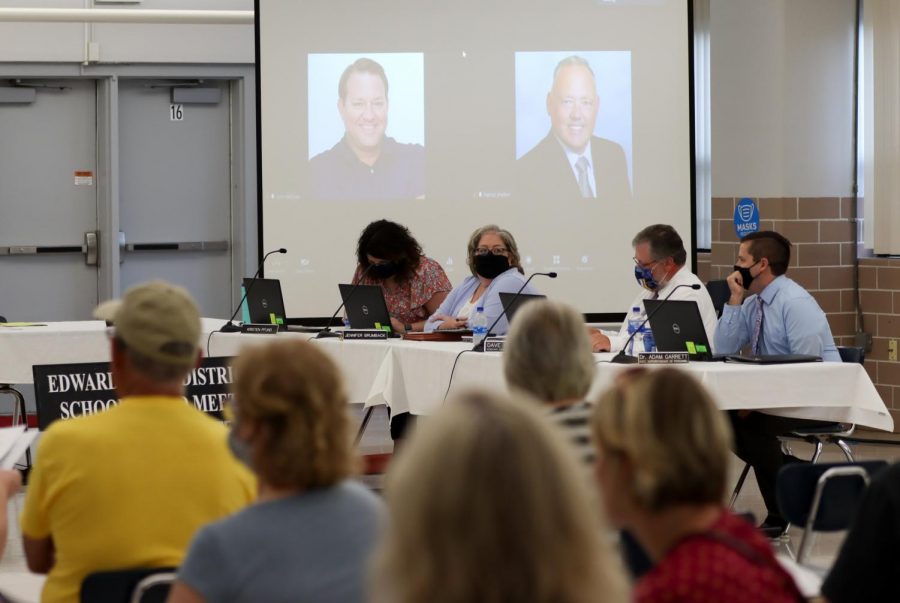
575, 156, 594, 198
750, 296, 765, 354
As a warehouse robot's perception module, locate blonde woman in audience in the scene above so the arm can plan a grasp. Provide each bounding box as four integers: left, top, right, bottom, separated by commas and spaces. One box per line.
591, 368, 804, 603
372, 389, 628, 603
503, 299, 596, 463
167, 340, 383, 603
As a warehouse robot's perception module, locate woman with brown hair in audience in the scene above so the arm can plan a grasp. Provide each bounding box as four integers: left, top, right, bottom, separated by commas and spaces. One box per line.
371, 389, 628, 603
167, 339, 383, 603
591, 368, 804, 603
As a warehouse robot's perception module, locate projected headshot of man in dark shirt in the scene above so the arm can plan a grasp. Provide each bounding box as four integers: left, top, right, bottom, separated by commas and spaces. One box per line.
517, 55, 631, 202
308, 57, 425, 201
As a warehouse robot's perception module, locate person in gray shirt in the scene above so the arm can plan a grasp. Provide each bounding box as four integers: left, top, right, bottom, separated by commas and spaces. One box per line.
167, 339, 383, 603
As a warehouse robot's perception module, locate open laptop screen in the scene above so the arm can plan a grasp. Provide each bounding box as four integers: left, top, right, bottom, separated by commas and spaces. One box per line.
243, 278, 287, 325
643, 299, 712, 360
338, 284, 393, 333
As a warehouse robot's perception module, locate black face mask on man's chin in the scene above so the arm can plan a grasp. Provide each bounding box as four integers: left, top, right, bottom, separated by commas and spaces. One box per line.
473, 254, 510, 279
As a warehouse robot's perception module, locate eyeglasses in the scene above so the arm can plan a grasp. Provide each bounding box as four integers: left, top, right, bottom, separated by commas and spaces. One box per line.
633, 256, 661, 270
475, 247, 508, 256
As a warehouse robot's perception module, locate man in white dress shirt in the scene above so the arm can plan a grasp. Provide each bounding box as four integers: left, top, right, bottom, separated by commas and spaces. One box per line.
590, 224, 717, 353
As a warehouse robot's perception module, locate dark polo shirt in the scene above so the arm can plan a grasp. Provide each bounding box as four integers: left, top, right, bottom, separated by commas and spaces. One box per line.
308, 135, 425, 200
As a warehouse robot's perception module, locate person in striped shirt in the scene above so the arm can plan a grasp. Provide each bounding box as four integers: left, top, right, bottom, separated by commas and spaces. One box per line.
503, 299, 596, 464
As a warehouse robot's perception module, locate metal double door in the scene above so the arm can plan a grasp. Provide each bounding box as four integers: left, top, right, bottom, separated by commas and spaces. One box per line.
0, 77, 235, 322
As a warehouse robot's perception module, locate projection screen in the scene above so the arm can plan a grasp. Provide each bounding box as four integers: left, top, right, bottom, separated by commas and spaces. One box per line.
257, 0, 695, 320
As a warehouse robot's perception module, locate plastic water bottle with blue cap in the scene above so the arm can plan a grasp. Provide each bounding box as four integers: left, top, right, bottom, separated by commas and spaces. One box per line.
626, 306, 644, 356
471, 307, 489, 347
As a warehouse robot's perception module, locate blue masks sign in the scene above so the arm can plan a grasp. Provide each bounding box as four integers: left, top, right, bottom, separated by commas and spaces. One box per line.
734, 198, 760, 238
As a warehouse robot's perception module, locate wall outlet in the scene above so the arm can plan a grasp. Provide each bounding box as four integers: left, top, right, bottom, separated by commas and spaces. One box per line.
890, 339, 898, 362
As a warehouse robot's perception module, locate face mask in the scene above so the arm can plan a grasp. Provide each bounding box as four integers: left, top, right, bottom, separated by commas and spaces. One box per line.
474, 254, 510, 279
227, 426, 253, 468
369, 261, 399, 280
732, 261, 760, 290
634, 264, 662, 291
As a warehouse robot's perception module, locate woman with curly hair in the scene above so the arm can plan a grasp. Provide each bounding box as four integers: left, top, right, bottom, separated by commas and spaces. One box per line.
351, 219, 451, 334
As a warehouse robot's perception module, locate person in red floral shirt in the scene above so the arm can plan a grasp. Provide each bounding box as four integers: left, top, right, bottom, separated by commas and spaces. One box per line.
351, 220, 451, 334
591, 368, 805, 603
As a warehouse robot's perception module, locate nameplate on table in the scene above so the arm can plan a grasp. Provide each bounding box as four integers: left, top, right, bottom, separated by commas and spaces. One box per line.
342, 329, 389, 341
240, 323, 279, 335
31, 357, 235, 429
637, 352, 690, 364
483, 337, 505, 353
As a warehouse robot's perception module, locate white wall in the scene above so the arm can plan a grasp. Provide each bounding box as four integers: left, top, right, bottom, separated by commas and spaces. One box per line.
710, 0, 856, 198
0, 0, 254, 63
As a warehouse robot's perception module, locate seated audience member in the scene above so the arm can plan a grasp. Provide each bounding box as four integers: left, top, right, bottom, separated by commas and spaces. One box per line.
168, 339, 383, 603
371, 389, 628, 603
0, 470, 20, 557
591, 368, 804, 603
589, 224, 717, 353
351, 219, 451, 334
820, 463, 900, 602
425, 224, 539, 335
503, 299, 596, 463
715, 231, 840, 536
21, 281, 255, 603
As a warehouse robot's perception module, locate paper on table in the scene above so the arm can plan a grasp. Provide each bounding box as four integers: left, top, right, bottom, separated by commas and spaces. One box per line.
0, 426, 37, 470
0, 431, 37, 470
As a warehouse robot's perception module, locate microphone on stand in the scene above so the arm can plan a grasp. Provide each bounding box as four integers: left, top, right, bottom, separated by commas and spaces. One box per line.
220, 248, 287, 333
472, 271, 557, 352
316, 263, 376, 339
609, 283, 702, 364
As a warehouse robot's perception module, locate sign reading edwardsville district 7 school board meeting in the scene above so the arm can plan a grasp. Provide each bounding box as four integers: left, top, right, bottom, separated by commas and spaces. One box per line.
31, 357, 233, 430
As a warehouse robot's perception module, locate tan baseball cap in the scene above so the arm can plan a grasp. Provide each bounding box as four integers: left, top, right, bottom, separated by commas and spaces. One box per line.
94, 280, 201, 367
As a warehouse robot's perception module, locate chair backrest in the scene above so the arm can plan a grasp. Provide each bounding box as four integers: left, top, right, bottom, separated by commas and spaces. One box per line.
81, 567, 177, 603
705, 280, 730, 318
776, 460, 885, 531
837, 345, 865, 365
130, 572, 175, 603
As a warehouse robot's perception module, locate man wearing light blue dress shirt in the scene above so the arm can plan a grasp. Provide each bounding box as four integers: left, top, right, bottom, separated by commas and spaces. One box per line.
715, 230, 840, 536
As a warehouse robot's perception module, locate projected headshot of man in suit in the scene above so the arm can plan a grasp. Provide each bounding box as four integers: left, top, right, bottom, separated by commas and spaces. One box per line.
308, 56, 425, 201
517, 55, 632, 202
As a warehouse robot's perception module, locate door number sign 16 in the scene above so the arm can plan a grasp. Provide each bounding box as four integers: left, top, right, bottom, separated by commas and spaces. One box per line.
169, 104, 184, 121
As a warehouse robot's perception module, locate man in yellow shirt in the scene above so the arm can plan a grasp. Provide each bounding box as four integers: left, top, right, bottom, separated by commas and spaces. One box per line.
21, 281, 255, 603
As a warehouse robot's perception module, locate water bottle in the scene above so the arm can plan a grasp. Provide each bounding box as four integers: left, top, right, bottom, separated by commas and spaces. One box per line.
642, 326, 656, 353
626, 306, 644, 356
471, 306, 489, 347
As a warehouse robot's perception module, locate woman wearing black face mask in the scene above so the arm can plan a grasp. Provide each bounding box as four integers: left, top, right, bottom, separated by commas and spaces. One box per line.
351, 220, 451, 334
424, 224, 539, 335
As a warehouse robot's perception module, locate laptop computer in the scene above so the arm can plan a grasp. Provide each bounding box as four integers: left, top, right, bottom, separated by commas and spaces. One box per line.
643, 299, 714, 361
339, 284, 396, 335
241, 278, 324, 332
499, 292, 547, 323
243, 278, 287, 326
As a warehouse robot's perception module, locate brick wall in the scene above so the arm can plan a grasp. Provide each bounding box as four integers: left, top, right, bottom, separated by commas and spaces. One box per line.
699, 196, 900, 430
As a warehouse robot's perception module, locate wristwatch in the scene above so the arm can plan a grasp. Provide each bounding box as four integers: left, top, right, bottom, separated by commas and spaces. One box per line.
404, 323, 413, 333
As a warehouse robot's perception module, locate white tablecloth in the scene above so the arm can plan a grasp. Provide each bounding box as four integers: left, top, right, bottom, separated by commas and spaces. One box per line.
0, 320, 893, 432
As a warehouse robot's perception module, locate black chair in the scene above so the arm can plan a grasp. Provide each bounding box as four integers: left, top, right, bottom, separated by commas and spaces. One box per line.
80, 567, 176, 603
0, 315, 28, 430
729, 346, 863, 510
705, 279, 731, 317
776, 460, 885, 563
787, 346, 862, 463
